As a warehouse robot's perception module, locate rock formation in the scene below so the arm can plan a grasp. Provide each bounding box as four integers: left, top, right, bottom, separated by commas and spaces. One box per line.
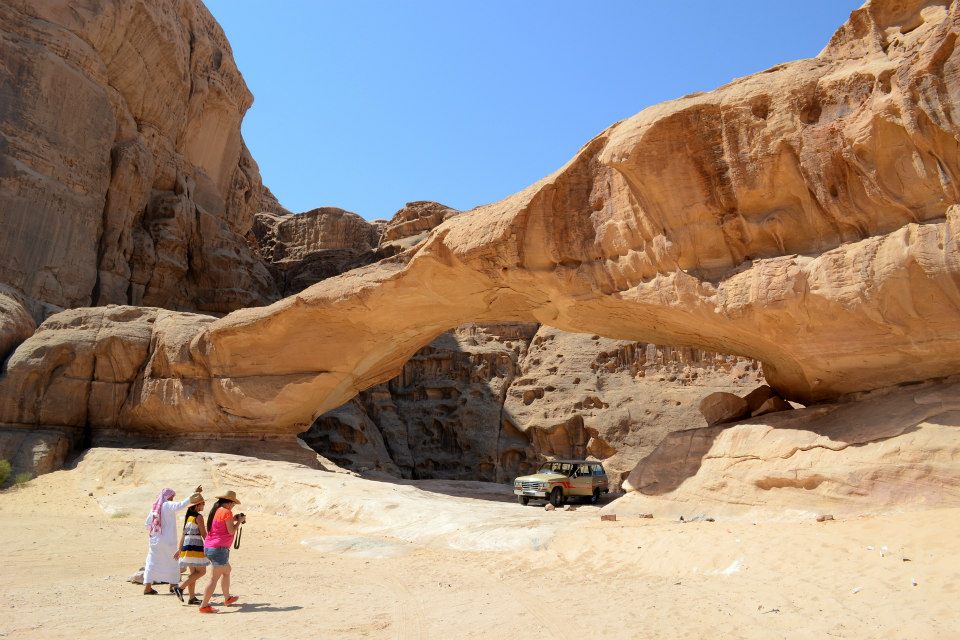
0, 0, 276, 317
38, 0, 959, 431
251, 207, 382, 296
0, 287, 35, 364
292, 210, 764, 484
501, 328, 764, 482
302, 323, 540, 481
377, 201, 459, 255
2, 0, 960, 510
612, 377, 960, 514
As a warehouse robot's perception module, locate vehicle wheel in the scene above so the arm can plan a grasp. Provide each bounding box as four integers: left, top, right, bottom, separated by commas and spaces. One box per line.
590, 488, 601, 504
549, 487, 565, 507
518, 495, 530, 506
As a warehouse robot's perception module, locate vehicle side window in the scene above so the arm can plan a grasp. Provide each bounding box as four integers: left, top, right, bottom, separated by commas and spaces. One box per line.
578, 464, 590, 476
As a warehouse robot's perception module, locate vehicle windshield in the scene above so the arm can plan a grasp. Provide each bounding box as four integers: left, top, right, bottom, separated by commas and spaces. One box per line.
537, 462, 576, 476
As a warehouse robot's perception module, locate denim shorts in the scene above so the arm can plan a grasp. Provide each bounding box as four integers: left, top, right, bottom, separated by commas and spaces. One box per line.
204, 547, 230, 566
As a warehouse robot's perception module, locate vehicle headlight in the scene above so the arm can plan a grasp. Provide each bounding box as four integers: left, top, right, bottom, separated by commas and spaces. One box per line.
537, 482, 548, 490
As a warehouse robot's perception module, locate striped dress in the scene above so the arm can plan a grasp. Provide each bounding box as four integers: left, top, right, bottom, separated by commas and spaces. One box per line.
179, 515, 208, 567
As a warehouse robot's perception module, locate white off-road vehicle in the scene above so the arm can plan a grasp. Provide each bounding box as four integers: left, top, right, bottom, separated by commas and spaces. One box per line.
513, 460, 610, 506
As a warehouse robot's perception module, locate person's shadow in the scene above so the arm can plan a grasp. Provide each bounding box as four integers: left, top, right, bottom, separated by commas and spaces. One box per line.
233, 602, 303, 613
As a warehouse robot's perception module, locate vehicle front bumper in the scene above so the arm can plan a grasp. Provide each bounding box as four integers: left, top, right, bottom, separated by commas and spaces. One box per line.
514, 489, 547, 497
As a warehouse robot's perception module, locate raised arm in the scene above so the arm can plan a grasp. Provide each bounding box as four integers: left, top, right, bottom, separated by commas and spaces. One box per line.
166, 497, 192, 513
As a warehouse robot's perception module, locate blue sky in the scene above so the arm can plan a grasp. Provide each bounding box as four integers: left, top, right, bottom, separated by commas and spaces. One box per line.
204, 1, 863, 220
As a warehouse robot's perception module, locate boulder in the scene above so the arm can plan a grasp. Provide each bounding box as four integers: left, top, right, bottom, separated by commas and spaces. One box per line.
699, 392, 750, 426
752, 396, 793, 417
743, 385, 777, 414
0, 287, 35, 362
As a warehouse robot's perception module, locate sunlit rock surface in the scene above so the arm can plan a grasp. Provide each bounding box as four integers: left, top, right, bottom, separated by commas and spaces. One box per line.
0, 0, 276, 315
1, 0, 960, 516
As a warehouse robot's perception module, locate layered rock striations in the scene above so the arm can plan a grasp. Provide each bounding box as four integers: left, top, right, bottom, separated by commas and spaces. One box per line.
0, 0, 276, 317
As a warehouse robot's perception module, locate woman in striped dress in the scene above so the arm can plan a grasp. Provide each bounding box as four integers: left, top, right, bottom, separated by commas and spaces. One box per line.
175, 498, 209, 605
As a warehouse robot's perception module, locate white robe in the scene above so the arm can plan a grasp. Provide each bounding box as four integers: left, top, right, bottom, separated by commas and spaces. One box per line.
143, 497, 192, 584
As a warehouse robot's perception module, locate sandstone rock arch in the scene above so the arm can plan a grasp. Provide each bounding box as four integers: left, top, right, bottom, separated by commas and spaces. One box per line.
4, 0, 960, 453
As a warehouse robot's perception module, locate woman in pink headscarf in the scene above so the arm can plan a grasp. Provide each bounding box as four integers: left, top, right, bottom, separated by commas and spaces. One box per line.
142, 485, 202, 596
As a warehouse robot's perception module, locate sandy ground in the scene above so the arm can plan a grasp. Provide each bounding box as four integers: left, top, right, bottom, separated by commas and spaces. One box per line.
0, 448, 958, 639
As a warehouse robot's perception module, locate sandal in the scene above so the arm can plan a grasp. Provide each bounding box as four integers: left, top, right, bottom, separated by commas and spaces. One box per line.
188, 597, 202, 605
143, 588, 158, 595
199, 606, 218, 614
224, 596, 239, 606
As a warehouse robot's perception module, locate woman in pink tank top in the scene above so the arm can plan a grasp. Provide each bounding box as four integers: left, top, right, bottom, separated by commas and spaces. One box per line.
198, 490, 246, 613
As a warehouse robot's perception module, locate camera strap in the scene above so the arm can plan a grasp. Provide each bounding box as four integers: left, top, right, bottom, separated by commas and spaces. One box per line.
233, 525, 242, 550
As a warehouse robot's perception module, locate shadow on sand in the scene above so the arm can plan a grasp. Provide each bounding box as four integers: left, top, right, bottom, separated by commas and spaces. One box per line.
233, 602, 303, 613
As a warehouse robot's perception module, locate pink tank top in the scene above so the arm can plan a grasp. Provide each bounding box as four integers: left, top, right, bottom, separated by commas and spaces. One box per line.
204, 507, 234, 548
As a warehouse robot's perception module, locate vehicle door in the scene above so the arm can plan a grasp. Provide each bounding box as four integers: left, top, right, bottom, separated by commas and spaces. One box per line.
591, 464, 608, 492
572, 463, 592, 496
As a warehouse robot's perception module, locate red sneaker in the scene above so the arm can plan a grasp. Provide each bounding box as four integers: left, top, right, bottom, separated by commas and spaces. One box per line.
199, 606, 218, 614
224, 596, 239, 606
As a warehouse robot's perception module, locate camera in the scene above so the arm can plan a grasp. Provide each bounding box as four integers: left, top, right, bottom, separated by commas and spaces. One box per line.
237, 512, 246, 524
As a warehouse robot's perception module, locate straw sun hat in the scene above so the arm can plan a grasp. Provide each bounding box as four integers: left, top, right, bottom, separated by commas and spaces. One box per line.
215, 490, 241, 504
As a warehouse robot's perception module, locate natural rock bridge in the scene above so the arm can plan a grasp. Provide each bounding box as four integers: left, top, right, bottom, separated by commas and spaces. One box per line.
3, 0, 960, 468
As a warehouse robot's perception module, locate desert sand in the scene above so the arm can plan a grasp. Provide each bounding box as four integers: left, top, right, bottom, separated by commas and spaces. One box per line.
0, 448, 956, 640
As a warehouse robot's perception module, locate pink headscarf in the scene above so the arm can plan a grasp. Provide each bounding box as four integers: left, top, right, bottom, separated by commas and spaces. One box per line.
146, 488, 176, 537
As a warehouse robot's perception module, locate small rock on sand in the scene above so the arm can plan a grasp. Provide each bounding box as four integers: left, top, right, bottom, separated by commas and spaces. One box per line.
600, 514, 617, 522
680, 514, 715, 523
816, 514, 834, 522
544, 503, 556, 511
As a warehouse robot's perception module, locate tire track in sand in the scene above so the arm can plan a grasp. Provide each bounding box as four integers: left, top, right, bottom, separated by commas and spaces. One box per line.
369, 577, 426, 640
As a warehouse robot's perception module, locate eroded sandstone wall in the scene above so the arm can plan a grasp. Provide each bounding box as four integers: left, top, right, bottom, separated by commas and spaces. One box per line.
146, 0, 960, 435
303, 324, 764, 484
0, 0, 276, 318
3, 0, 960, 502
289, 208, 765, 484
251, 207, 383, 296
302, 323, 539, 481
609, 377, 960, 514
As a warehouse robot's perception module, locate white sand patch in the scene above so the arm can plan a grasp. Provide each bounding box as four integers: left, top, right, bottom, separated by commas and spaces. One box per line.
716, 557, 744, 575
302, 535, 410, 558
